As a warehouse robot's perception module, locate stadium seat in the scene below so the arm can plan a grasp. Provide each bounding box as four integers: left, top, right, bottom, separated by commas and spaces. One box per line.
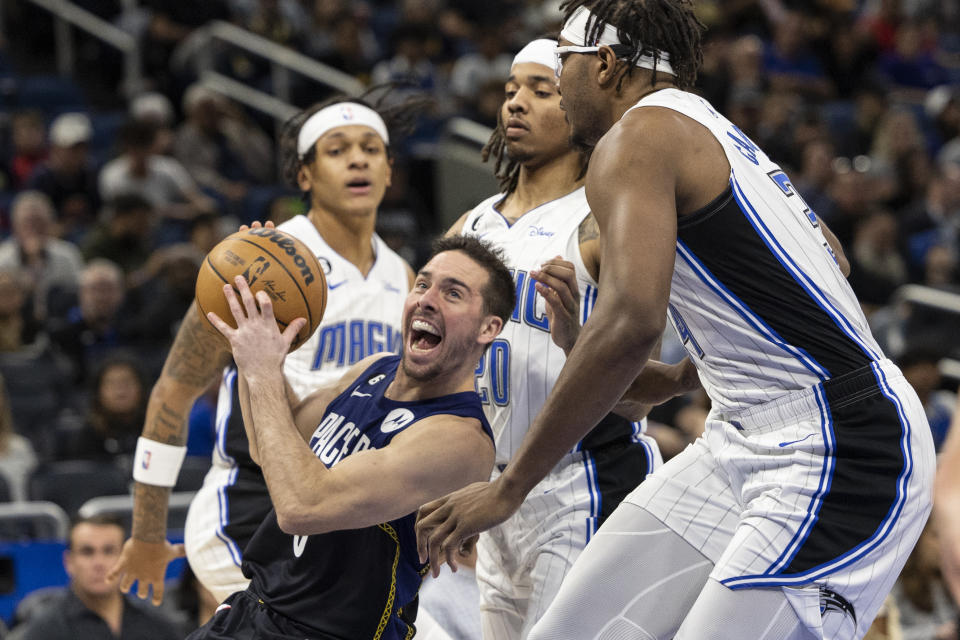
0, 502, 69, 542
0, 540, 68, 627
28, 460, 129, 517
78, 490, 196, 536
14, 75, 86, 114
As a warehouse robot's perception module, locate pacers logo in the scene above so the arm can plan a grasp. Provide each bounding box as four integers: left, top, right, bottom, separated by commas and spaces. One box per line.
381, 408, 415, 433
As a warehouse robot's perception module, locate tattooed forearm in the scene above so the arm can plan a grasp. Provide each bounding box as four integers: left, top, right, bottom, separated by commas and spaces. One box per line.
143, 402, 189, 445
164, 304, 232, 389
132, 483, 171, 542
578, 214, 599, 244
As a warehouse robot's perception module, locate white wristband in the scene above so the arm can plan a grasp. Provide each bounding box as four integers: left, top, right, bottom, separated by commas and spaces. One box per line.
133, 437, 188, 488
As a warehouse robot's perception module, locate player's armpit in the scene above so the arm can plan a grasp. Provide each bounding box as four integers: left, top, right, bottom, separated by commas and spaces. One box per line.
274, 415, 495, 536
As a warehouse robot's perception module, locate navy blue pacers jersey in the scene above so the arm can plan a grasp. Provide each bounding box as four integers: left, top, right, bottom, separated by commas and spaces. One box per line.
242, 355, 492, 640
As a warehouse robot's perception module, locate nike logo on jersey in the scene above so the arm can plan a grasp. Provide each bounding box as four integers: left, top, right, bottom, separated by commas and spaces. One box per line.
351, 387, 372, 398
778, 433, 815, 447
328, 280, 347, 290
381, 408, 415, 433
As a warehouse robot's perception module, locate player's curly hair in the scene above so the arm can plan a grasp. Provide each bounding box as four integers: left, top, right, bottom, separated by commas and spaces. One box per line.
559, 0, 704, 91
279, 87, 430, 189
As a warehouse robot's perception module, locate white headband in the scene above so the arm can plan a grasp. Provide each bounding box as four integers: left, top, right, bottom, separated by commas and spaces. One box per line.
560, 6, 675, 76
297, 102, 390, 158
512, 39, 560, 75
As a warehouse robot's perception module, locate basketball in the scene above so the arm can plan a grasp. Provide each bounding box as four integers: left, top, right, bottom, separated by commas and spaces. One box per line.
195, 227, 327, 351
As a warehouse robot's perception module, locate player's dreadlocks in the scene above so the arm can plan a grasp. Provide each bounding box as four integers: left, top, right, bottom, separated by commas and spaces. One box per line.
280, 87, 429, 188
559, 0, 704, 91
481, 93, 590, 196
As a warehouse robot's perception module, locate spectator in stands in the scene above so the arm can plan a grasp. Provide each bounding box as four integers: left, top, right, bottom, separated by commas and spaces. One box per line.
81, 194, 154, 277
835, 83, 890, 159
0, 191, 84, 321
173, 84, 273, 208
901, 162, 960, 273
26, 112, 100, 241
7, 110, 47, 189
139, 0, 231, 96
99, 120, 216, 244
925, 85, 960, 153
0, 372, 37, 501
120, 244, 201, 366
848, 210, 910, 311
59, 354, 146, 462
876, 19, 949, 97
15, 514, 180, 640
794, 137, 837, 218
898, 347, 956, 451
47, 259, 127, 386
0, 267, 43, 352
312, 10, 380, 79
449, 25, 513, 105
372, 22, 441, 96
762, 10, 833, 100
129, 92, 176, 156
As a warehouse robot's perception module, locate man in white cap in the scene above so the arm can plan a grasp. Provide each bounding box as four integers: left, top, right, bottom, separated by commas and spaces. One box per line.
108, 95, 416, 611
26, 112, 100, 237
425, 38, 696, 640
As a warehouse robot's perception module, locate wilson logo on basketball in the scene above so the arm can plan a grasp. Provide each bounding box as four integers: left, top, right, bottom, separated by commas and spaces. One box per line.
247, 228, 317, 286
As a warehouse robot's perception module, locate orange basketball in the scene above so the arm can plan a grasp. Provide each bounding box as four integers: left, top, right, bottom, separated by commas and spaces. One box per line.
195, 228, 326, 352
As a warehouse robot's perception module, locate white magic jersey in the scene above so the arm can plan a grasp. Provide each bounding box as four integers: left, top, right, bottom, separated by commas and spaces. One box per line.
211, 214, 409, 470
463, 188, 609, 465
627, 89, 884, 414
278, 215, 409, 397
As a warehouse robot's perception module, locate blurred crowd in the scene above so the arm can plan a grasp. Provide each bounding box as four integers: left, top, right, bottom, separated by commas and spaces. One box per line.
0, 0, 958, 637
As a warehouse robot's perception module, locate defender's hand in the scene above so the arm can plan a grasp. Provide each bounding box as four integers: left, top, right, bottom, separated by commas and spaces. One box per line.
531, 257, 580, 354
416, 479, 523, 578
107, 538, 185, 606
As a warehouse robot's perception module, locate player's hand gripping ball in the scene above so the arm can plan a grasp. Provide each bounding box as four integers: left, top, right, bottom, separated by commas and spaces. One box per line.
195, 228, 326, 351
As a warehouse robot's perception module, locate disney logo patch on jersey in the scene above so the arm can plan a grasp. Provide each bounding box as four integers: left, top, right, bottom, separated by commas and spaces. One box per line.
527, 225, 554, 238
381, 408, 415, 433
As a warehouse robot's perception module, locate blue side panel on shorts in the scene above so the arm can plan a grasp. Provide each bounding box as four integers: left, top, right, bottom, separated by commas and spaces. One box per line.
722, 364, 911, 588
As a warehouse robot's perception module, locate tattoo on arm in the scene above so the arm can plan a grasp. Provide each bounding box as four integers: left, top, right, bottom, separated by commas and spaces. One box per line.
164, 307, 232, 389
132, 483, 172, 542
578, 214, 599, 244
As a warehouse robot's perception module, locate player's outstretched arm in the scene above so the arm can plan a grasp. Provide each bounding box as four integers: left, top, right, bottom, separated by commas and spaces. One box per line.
416, 110, 681, 567
108, 302, 230, 605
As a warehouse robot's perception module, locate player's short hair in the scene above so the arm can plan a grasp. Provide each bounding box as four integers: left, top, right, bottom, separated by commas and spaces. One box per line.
430, 235, 516, 325
560, 0, 704, 90
279, 88, 429, 189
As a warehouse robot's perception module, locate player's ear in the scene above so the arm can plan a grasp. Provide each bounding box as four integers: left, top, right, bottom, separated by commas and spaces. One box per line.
596, 45, 620, 87
385, 155, 393, 189
296, 164, 311, 192
476, 314, 504, 347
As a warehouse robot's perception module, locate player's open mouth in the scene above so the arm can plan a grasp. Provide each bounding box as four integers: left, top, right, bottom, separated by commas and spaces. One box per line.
409, 318, 442, 351
347, 178, 372, 195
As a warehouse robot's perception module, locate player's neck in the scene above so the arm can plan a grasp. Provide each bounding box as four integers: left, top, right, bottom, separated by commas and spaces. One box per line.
610, 77, 677, 124
308, 207, 377, 276
388, 361, 476, 401
499, 152, 584, 222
